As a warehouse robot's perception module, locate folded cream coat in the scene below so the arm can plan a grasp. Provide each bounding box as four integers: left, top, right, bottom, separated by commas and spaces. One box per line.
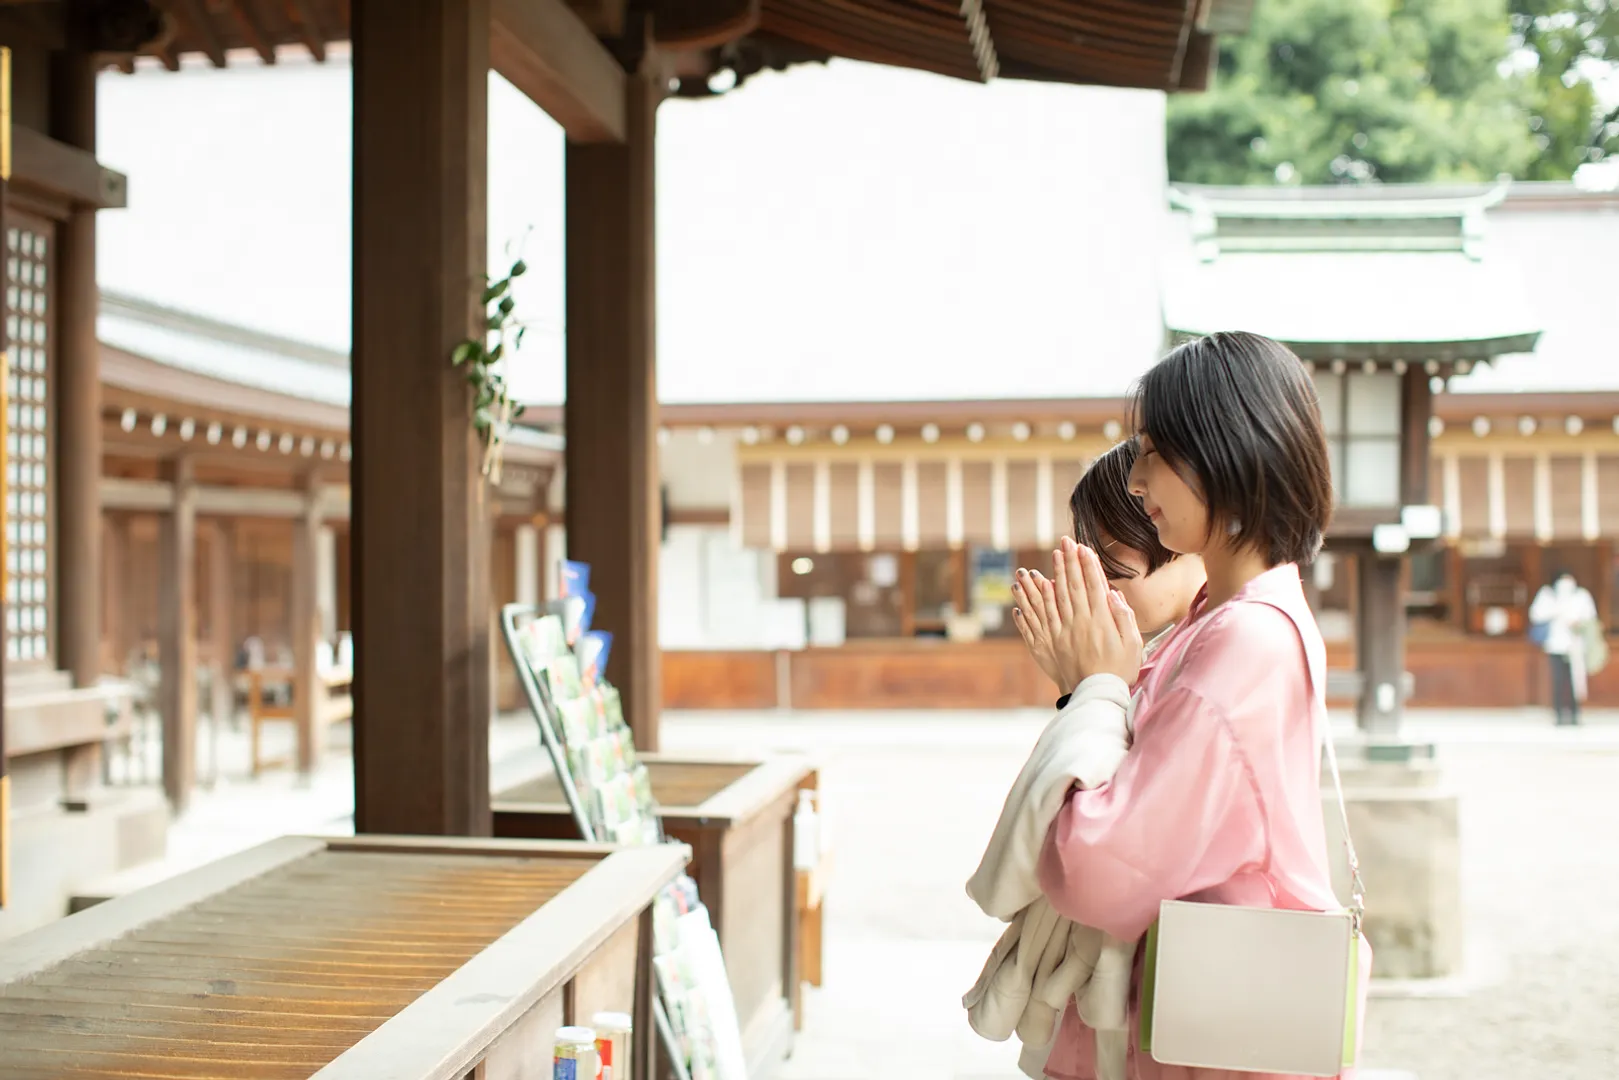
964, 674, 1137, 1080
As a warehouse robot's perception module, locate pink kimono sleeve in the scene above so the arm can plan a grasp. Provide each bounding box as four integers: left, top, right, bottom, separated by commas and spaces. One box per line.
1036, 685, 1265, 941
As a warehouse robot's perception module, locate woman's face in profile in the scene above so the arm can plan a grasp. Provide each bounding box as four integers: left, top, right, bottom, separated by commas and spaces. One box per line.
1128, 434, 1208, 555
1092, 530, 1189, 634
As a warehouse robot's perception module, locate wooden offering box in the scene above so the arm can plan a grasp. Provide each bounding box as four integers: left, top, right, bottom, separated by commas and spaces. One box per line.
0, 835, 685, 1080
493, 755, 814, 1079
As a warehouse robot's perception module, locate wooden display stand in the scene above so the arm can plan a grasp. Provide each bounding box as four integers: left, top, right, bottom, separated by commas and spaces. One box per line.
246, 666, 354, 775
494, 753, 813, 1079
794, 769, 831, 1023
0, 834, 685, 1080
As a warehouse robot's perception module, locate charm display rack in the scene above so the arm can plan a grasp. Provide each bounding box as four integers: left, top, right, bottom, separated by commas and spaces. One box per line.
501, 598, 748, 1080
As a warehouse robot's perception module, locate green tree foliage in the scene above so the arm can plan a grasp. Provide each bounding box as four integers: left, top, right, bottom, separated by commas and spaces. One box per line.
1509, 0, 1619, 178
1167, 0, 1616, 185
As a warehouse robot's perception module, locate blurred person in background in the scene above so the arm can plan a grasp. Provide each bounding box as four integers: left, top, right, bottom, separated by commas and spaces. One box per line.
1529, 572, 1599, 726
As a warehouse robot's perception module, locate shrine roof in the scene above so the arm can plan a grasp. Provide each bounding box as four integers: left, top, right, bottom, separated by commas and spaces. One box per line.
1161, 183, 1545, 362
126, 0, 1247, 93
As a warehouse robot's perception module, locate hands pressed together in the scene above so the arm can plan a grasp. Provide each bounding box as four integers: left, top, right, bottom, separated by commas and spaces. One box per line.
1011, 537, 1143, 694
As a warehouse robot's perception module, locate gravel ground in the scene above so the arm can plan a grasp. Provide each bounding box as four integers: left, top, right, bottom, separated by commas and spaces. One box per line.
665, 709, 1619, 1080
1359, 742, 1619, 1080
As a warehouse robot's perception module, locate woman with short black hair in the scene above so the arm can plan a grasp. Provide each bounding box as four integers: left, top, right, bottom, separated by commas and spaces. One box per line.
1032, 331, 1371, 1080
1016, 439, 1206, 709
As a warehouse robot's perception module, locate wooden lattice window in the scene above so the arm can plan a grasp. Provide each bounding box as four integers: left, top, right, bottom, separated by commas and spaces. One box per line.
6, 217, 54, 665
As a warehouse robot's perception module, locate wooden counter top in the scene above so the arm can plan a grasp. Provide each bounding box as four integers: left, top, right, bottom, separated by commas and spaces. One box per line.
0, 834, 686, 1080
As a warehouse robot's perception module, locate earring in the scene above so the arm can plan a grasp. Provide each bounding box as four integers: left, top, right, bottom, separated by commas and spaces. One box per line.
1227, 519, 1242, 536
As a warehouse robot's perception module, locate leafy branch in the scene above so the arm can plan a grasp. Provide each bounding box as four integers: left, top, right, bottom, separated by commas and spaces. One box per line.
452, 257, 529, 484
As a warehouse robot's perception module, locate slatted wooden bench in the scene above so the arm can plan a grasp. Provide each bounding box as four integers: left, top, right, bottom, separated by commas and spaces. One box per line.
0, 834, 684, 1080
493, 753, 813, 1079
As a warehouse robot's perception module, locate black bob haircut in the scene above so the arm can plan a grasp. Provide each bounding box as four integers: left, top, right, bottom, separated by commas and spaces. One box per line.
1070, 438, 1179, 582
1131, 331, 1335, 567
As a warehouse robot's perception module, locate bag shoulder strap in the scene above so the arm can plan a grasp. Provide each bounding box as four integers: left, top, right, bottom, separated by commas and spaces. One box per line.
1160, 600, 1365, 930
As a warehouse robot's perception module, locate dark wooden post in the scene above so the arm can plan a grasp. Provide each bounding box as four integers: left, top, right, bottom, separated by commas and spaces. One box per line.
0, 43, 11, 908
1356, 366, 1436, 736
1355, 550, 1404, 736
50, 18, 102, 693
351, 0, 493, 836
292, 476, 323, 778
1401, 369, 1433, 506
565, 63, 662, 750
158, 457, 197, 812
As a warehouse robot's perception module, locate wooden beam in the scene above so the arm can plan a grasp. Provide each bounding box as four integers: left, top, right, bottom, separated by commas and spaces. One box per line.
352, 0, 493, 836
50, 40, 103, 692
653, 0, 758, 49
491, 0, 625, 144
292, 474, 322, 776
228, 0, 277, 64
957, 0, 998, 82
565, 72, 661, 750
567, 0, 625, 36
10, 126, 126, 208
289, 0, 328, 62
158, 456, 198, 814
101, 476, 352, 519
172, 0, 227, 67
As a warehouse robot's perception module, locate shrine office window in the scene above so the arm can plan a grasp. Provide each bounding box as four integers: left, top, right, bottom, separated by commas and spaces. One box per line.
1312, 369, 1401, 508
6, 216, 54, 666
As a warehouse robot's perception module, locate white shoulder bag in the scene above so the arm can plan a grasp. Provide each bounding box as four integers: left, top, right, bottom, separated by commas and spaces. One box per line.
1137, 614, 1365, 1077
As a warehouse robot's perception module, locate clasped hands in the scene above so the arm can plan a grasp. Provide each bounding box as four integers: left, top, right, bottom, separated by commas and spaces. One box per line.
1011, 537, 1143, 694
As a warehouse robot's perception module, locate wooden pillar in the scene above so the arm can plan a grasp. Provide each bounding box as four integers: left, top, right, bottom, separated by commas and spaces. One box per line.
102, 514, 127, 670
535, 519, 549, 602
1356, 549, 1405, 736
50, 28, 101, 690
1, 45, 12, 909
293, 478, 323, 777
207, 521, 235, 735
317, 524, 338, 642
1401, 369, 1433, 507
351, 0, 492, 836
158, 458, 197, 812
515, 522, 539, 607
565, 65, 662, 750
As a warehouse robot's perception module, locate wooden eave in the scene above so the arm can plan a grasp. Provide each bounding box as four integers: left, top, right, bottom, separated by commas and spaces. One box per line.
100, 344, 561, 474
121, 0, 1228, 95
1433, 391, 1619, 422
101, 343, 349, 433
1274, 335, 1545, 365
522, 397, 1135, 430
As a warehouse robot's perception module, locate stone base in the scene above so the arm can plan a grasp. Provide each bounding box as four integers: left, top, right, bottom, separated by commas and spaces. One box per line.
1323, 754, 1462, 980
0, 784, 168, 941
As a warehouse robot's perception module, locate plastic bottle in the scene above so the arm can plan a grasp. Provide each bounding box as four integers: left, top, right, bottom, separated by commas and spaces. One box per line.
591, 1011, 633, 1079
553, 1025, 597, 1080
793, 789, 819, 871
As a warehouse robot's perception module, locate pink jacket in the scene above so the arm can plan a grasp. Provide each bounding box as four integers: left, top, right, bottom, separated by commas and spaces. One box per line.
1036, 565, 1371, 1080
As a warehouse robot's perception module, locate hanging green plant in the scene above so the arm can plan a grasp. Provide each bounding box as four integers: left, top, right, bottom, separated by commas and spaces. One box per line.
452, 256, 529, 484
